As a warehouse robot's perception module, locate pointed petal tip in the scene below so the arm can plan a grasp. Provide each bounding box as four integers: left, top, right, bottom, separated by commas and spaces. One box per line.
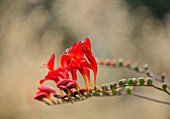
40, 79, 45, 84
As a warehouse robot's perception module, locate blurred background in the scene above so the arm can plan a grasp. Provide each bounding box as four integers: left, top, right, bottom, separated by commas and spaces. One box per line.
0, 0, 170, 119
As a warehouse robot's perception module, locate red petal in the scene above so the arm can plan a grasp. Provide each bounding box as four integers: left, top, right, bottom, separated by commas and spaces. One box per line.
38, 85, 56, 94
79, 58, 92, 69
34, 92, 49, 100
86, 53, 98, 86
71, 69, 77, 81
83, 38, 98, 86
40, 71, 60, 84
83, 67, 90, 81
84, 37, 91, 50
40, 79, 45, 84
54, 69, 64, 79
47, 53, 55, 71
66, 82, 76, 89
57, 79, 77, 87
60, 54, 70, 69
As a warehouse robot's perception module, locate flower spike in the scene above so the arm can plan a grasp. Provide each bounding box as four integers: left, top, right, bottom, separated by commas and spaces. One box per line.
35, 37, 99, 105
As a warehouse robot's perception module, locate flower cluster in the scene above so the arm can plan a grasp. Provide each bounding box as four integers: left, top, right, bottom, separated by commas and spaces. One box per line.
34, 38, 98, 104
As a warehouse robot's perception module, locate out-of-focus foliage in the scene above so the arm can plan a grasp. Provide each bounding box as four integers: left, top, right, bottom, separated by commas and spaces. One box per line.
125, 0, 170, 19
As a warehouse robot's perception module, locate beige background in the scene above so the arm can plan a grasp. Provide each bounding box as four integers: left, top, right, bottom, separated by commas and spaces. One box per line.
0, 0, 170, 119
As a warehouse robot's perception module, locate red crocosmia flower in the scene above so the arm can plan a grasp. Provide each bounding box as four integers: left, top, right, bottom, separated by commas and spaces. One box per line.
66, 41, 84, 57
60, 53, 91, 90
57, 79, 78, 88
34, 92, 49, 100
40, 53, 70, 84
40, 67, 69, 84
34, 85, 56, 104
37, 85, 56, 94
57, 79, 80, 97
82, 38, 98, 88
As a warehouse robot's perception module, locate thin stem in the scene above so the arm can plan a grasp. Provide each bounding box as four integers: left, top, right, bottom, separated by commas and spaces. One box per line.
97, 58, 170, 89
131, 92, 170, 105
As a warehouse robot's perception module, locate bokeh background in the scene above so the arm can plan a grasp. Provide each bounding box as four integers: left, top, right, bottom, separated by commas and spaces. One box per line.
0, 0, 170, 119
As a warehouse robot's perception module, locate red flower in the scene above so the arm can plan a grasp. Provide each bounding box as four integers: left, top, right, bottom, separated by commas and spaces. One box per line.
37, 85, 56, 94
40, 67, 69, 84
35, 37, 98, 104
60, 48, 92, 90
60, 38, 98, 90
34, 92, 49, 100
34, 85, 56, 104
40, 54, 69, 84
56, 79, 81, 98
82, 38, 98, 88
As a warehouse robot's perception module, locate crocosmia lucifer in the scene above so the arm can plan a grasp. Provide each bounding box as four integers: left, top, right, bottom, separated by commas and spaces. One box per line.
34, 37, 98, 105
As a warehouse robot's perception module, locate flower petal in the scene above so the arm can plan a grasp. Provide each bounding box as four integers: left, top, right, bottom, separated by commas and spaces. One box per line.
57, 79, 77, 87
84, 37, 91, 50
38, 85, 56, 94
47, 53, 55, 71
34, 92, 49, 100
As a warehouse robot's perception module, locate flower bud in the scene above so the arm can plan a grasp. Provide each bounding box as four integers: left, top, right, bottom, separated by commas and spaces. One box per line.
138, 77, 145, 85
128, 78, 133, 85
119, 80, 124, 87
110, 83, 113, 89
102, 85, 106, 95
125, 86, 131, 94
112, 88, 117, 95
113, 82, 117, 87
162, 83, 167, 91
146, 77, 153, 85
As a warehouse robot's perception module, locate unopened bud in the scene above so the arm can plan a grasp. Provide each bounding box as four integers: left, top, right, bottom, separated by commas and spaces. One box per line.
110, 83, 113, 89
113, 82, 117, 87
119, 79, 124, 87
146, 77, 153, 85
128, 78, 133, 85
112, 88, 117, 95
162, 83, 167, 91
125, 86, 132, 94
138, 77, 145, 85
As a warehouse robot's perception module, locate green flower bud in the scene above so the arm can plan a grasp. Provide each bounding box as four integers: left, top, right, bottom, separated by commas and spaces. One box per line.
110, 83, 113, 89
102, 85, 106, 95
119, 80, 124, 87
102, 85, 105, 91
128, 78, 133, 85
162, 83, 167, 91
138, 77, 145, 85
146, 77, 153, 85
125, 86, 131, 94
112, 88, 117, 95
113, 82, 117, 87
